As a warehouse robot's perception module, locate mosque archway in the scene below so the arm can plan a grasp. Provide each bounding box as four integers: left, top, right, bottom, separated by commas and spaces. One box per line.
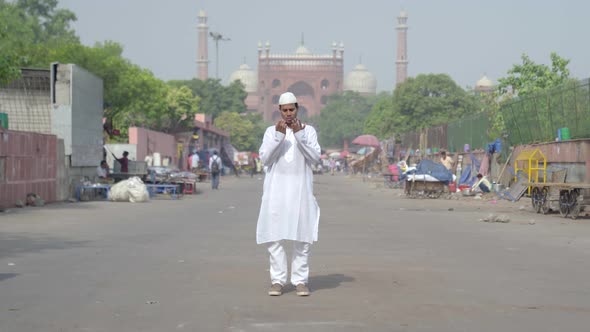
288, 81, 315, 98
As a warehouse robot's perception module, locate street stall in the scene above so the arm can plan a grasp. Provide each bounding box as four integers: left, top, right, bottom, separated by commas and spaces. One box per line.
146, 166, 199, 198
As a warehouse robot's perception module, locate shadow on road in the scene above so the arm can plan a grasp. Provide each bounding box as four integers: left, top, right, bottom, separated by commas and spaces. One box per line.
0, 233, 89, 260
309, 273, 355, 291
0, 273, 18, 282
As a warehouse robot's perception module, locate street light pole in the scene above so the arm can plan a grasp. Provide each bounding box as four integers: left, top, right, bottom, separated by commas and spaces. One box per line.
209, 31, 230, 79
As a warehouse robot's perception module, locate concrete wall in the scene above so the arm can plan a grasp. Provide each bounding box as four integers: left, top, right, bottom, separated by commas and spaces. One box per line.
0, 129, 58, 208
512, 139, 590, 183
128, 127, 176, 165
51, 63, 103, 167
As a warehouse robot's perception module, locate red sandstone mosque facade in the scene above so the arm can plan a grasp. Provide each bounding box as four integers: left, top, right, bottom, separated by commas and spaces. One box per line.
197, 10, 411, 121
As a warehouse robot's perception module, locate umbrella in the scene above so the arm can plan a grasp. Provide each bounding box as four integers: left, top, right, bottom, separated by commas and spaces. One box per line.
340, 150, 350, 158
320, 154, 328, 159
351, 134, 380, 147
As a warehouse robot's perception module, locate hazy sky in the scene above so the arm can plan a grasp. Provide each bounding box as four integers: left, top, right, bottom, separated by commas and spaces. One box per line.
58, 0, 589, 92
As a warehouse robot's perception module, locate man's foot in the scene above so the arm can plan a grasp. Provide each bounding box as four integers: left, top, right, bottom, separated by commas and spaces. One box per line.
296, 283, 310, 296
268, 283, 283, 296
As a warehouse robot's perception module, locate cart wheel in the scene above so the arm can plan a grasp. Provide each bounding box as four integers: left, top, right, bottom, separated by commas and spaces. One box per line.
570, 189, 581, 220
531, 187, 541, 213
541, 187, 551, 214
559, 190, 570, 217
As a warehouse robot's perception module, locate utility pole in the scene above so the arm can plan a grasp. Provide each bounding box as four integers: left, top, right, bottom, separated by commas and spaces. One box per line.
209, 31, 230, 79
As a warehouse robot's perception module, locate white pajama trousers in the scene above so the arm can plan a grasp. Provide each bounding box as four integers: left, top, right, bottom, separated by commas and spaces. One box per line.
267, 240, 311, 286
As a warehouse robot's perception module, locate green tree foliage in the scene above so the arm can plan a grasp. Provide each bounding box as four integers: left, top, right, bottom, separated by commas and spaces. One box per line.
161, 86, 200, 132
214, 112, 258, 151
311, 91, 377, 149
169, 79, 248, 119
244, 112, 271, 150
15, 0, 78, 44
363, 93, 396, 138
364, 74, 477, 137
498, 52, 570, 98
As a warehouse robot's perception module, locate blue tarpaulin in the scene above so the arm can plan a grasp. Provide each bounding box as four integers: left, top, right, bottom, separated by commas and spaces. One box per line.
409, 159, 454, 183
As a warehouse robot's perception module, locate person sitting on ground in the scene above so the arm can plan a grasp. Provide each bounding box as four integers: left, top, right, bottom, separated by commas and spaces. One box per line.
97, 160, 109, 179
472, 173, 492, 193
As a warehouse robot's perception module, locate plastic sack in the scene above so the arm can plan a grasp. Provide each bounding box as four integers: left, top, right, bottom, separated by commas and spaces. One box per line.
127, 177, 149, 203
108, 181, 130, 202
108, 177, 149, 203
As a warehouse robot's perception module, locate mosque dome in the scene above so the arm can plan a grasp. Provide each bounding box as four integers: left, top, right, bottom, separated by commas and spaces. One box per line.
475, 75, 494, 92
344, 64, 377, 95
229, 63, 258, 93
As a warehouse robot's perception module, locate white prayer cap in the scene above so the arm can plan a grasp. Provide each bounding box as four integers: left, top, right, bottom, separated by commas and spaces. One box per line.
278, 92, 297, 105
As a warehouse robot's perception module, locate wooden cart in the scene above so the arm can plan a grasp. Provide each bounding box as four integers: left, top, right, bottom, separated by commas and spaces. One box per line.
405, 178, 446, 198
527, 182, 590, 219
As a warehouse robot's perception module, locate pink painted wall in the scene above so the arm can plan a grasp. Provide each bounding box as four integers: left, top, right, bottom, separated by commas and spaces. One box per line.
0, 129, 57, 208
128, 127, 177, 166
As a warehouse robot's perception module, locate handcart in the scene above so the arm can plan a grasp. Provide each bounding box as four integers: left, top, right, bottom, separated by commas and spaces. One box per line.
405, 175, 446, 199
528, 182, 590, 219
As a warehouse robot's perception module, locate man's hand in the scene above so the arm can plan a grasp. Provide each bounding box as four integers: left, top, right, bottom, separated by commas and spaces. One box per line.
291, 119, 305, 133
275, 120, 287, 134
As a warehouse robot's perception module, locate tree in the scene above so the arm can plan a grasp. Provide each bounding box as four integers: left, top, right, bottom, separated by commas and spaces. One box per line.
110, 64, 169, 137
214, 111, 258, 151
168, 78, 247, 119
312, 91, 376, 148
364, 94, 398, 139
160, 86, 200, 133
498, 52, 570, 97
14, 0, 78, 44
364, 74, 477, 137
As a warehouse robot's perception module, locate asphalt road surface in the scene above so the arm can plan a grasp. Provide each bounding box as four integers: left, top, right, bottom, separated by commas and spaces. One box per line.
1, 174, 590, 331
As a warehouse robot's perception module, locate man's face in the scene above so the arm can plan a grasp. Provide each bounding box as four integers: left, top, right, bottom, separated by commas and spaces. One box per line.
279, 103, 298, 125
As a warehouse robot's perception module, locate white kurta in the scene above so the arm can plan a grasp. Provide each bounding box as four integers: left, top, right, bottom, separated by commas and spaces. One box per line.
256, 125, 321, 244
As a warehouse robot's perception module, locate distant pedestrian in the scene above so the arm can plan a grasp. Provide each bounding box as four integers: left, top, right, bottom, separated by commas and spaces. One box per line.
440, 150, 454, 171
190, 152, 200, 172
112, 151, 129, 173
209, 151, 222, 189
257, 92, 321, 297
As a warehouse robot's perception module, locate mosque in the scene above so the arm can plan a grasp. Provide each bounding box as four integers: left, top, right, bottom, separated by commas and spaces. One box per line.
196, 9, 492, 121
196, 10, 380, 122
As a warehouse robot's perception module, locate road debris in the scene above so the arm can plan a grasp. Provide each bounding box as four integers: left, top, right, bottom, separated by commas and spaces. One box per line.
480, 214, 510, 223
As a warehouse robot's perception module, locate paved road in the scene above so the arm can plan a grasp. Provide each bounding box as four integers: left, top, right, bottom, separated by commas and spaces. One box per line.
1, 174, 590, 331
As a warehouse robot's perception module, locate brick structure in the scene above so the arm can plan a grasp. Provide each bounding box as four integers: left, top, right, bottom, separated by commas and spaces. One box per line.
257, 39, 344, 122
0, 129, 58, 208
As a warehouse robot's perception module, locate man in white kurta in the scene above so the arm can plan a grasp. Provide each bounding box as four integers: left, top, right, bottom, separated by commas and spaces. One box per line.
257, 92, 321, 296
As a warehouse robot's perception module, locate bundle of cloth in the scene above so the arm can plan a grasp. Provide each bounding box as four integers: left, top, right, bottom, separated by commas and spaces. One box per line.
405, 159, 455, 184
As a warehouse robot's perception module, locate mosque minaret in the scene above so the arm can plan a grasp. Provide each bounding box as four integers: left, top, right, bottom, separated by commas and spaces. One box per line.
196, 9, 209, 80
396, 10, 408, 86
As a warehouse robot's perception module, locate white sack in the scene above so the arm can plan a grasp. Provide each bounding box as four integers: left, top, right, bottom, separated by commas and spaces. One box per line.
108, 177, 149, 203
127, 177, 149, 203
